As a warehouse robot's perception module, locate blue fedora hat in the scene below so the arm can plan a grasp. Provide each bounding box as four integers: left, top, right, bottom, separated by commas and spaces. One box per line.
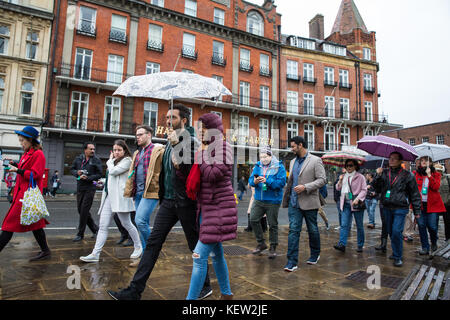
15, 126, 40, 144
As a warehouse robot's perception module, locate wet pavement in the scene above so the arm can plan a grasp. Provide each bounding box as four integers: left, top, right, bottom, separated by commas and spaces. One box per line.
0, 224, 448, 300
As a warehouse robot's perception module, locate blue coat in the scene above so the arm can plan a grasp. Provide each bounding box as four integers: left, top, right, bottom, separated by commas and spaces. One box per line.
249, 157, 287, 204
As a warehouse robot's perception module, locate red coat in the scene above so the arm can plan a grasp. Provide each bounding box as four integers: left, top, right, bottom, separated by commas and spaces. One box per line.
2, 148, 50, 232
415, 171, 446, 213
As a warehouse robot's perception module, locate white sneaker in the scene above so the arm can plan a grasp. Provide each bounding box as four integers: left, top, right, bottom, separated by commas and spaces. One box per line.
80, 253, 99, 263
130, 247, 143, 259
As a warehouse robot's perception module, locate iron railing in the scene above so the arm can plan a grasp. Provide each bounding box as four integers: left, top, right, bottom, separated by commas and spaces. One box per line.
109, 30, 127, 44
147, 40, 164, 52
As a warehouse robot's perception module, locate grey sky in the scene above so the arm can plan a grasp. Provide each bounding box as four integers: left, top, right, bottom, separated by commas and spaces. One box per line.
249, 0, 450, 128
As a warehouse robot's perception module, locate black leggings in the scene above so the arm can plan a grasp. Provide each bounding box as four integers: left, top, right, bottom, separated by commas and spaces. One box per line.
0, 229, 49, 253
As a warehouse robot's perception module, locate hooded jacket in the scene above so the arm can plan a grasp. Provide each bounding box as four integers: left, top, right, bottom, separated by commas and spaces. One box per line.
196, 113, 237, 244
248, 156, 287, 204
414, 166, 446, 213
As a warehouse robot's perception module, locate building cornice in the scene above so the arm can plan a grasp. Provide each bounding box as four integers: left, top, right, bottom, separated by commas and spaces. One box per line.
0, 2, 54, 20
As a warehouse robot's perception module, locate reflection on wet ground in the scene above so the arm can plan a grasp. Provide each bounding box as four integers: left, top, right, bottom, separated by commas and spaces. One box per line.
0, 226, 447, 300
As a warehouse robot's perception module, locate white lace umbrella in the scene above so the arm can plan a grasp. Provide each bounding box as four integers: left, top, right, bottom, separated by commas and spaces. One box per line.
414, 143, 450, 162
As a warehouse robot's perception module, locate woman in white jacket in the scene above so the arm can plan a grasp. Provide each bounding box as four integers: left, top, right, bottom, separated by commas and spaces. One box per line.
80, 140, 142, 262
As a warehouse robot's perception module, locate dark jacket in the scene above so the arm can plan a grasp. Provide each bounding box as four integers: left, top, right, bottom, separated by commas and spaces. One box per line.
71, 154, 103, 191
333, 177, 341, 203
158, 128, 198, 207
51, 174, 61, 188
372, 167, 421, 215
238, 179, 247, 192
366, 179, 378, 200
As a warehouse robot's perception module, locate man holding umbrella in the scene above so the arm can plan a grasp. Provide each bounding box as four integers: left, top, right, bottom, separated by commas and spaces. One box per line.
372, 152, 422, 267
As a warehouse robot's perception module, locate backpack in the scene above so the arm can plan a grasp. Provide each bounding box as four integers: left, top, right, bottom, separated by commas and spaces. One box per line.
319, 184, 328, 199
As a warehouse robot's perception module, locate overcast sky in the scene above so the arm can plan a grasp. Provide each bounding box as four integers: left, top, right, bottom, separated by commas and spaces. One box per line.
248, 0, 450, 128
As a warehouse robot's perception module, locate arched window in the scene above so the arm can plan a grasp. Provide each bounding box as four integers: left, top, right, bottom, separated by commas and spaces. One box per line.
247, 11, 263, 36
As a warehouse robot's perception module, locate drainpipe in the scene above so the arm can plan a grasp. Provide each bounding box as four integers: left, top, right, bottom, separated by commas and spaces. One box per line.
354, 61, 361, 140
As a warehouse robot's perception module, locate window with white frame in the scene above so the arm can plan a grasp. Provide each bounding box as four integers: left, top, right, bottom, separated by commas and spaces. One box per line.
78, 6, 97, 35
260, 53, 270, 75
364, 74, 372, 90
259, 118, 269, 142
324, 67, 334, 84
340, 127, 350, 146
0, 25, 10, 55
325, 96, 335, 118
289, 37, 315, 50
148, 24, 163, 50
436, 135, 445, 145
70, 92, 89, 130
240, 48, 250, 69
324, 126, 336, 151
146, 62, 160, 74
247, 11, 263, 36
304, 124, 314, 150
212, 75, 223, 102
151, 0, 164, 7
107, 55, 124, 85
20, 81, 33, 115
365, 129, 374, 136
238, 115, 249, 138
104, 96, 121, 133
287, 91, 298, 114
211, 110, 222, 119
0, 77, 4, 112
364, 101, 373, 121
339, 69, 349, 86
287, 122, 298, 142
143, 101, 158, 130
363, 48, 371, 60
303, 93, 314, 115
239, 81, 250, 106
182, 69, 194, 74
260, 85, 269, 109
323, 43, 346, 56
303, 63, 314, 81
212, 40, 224, 63
74, 48, 92, 80
287, 60, 298, 78
110, 14, 127, 43
185, 0, 197, 17
422, 137, 429, 143
182, 33, 196, 57
340, 98, 350, 119
26, 31, 39, 60
408, 138, 416, 146
214, 8, 225, 25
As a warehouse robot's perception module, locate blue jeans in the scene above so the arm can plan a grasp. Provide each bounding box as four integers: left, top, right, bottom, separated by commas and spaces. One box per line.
134, 192, 159, 249
336, 202, 342, 227
339, 202, 365, 248
365, 198, 378, 226
238, 190, 245, 200
384, 207, 409, 260
417, 203, 438, 251
186, 240, 232, 300
287, 205, 320, 265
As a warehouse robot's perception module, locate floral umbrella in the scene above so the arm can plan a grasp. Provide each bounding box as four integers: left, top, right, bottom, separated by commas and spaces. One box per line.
322, 150, 367, 168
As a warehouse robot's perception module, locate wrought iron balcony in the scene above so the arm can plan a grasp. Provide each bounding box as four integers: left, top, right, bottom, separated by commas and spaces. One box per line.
339, 82, 352, 90
109, 30, 127, 44
324, 80, 337, 87
76, 22, 96, 38
56, 63, 133, 86
239, 62, 253, 73
181, 47, 198, 60
211, 53, 226, 66
303, 77, 317, 85
147, 40, 164, 52
364, 86, 376, 93
259, 66, 272, 77
287, 74, 301, 82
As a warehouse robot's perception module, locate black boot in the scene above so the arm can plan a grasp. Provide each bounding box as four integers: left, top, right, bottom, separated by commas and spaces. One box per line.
375, 238, 387, 253
244, 214, 252, 232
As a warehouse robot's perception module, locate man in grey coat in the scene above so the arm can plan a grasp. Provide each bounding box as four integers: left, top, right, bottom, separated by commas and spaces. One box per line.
282, 136, 326, 272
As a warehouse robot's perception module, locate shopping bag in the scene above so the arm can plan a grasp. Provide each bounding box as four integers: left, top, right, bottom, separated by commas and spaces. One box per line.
20, 172, 50, 226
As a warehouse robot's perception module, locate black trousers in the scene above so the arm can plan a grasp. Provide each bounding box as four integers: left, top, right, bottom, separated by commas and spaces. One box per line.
439, 205, 450, 241
114, 211, 137, 238
379, 206, 388, 240
76, 189, 98, 237
0, 228, 49, 253
130, 199, 210, 294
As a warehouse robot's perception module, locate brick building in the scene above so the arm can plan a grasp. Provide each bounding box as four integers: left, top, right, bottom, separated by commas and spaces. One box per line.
381, 121, 450, 172
41, 0, 399, 192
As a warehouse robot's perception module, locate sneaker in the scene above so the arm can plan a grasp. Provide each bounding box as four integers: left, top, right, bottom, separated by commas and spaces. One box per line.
334, 226, 340, 231
393, 259, 403, 267
107, 287, 141, 300
306, 255, 320, 265
356, 247, 363, 253
333, 244, 346, 252
130, 247, 143, 259
431, 243, 438, 252
252, 243, 268, 255
325, 222, 330, 231
80, 253, 99, 263
268, 245, 277, 259
283, 262, 298, 272
198, 285, 213, 300
419, 249, 429, 255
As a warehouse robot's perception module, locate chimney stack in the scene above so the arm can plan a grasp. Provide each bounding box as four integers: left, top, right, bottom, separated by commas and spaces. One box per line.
309, 14, 324, 40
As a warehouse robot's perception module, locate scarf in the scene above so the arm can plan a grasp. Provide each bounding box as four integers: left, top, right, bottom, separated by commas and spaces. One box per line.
341, 171, 357, 195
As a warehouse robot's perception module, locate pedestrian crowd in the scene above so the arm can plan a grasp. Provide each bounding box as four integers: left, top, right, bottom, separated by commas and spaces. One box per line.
1, 104, 449, 300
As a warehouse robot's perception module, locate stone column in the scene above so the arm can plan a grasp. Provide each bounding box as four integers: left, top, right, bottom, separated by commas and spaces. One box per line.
61, 0, 77, 76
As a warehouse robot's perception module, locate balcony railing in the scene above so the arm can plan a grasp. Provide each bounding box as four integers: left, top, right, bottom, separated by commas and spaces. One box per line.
339, 82, 352, 90
286, 74, 301, 82
364, 86, 376, 93
147, 40, 164, 52
324, 80, 338, 87
76, 22, 96, 38
239, 62, 253, 73
211, 53, 226, 67
109, 30, 127, 44
303, 77, 317, 85
57, 63, 134, 86
181, 47, 198, 60
259, 66, 272, 77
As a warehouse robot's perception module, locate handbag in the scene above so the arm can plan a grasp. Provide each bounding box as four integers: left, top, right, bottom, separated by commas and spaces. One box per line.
186, 152, 201, 200
20, 172, 50, 226
348, 176, 366, 211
